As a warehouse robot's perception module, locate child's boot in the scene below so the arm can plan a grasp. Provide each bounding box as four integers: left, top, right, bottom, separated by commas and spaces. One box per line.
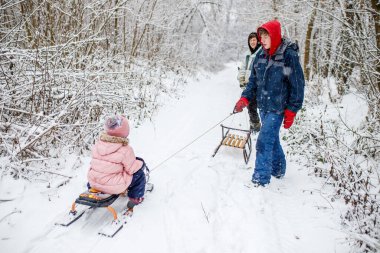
127, 197, 144, 209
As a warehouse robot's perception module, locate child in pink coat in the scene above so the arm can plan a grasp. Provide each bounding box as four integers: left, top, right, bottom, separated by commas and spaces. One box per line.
87, 115, 147, 208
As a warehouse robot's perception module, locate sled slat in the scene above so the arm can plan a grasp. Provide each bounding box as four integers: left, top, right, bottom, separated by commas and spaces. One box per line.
239, 137, 248, 148
230, 136, 237, 146
222, 134, 232, 145
235, 137, 243, 148
226, 134, 235, 146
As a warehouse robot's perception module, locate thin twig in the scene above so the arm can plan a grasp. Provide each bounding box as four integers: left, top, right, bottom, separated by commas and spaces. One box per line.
0, 198, 16, 203
0, 209, 21, 223
23, 167, 72, 179
201, 202, 209, 223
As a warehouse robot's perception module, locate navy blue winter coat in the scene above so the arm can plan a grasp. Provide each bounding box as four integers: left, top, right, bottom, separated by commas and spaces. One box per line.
241, 38, 305, 113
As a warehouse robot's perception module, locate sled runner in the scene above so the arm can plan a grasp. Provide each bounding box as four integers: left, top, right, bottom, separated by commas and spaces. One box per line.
56, 183, 154, 237
212, 124, 252, 164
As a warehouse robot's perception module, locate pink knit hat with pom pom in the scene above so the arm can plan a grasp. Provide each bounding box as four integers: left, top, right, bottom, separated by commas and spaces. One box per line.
104, 115, 130, 138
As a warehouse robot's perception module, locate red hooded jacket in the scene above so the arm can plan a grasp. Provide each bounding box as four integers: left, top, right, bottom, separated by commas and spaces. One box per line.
257, 20, 282, 56
242, 19, 305, 114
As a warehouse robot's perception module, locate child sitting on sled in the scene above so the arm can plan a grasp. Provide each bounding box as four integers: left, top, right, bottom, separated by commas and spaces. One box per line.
87, 114, 148, 209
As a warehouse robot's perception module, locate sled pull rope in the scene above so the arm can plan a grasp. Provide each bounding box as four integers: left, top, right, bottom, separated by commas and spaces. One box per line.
150, 113, 234, 172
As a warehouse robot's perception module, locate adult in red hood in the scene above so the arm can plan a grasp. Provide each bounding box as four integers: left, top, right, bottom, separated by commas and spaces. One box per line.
234, 20, 305, 187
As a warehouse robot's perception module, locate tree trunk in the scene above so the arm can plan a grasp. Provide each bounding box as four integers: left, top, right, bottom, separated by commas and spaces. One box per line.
20, 2, 33, 47
304, 1, 318, 81
334, 1, 355, 95
370, 0, 380, 93
114, 0, 119, 56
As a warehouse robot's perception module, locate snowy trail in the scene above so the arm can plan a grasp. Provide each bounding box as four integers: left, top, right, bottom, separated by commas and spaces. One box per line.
1, 63, 349, 253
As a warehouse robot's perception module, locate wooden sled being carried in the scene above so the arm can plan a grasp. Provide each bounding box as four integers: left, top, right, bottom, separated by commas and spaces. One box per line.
212, 124, 252, 164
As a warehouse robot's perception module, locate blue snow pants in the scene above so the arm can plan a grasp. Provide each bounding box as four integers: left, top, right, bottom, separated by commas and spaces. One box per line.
252, 111, 286, 185
127, 157, 147, 199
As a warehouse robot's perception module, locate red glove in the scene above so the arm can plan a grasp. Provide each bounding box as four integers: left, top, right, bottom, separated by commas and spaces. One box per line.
234, 97, 249, 113
283, 109, 297, 129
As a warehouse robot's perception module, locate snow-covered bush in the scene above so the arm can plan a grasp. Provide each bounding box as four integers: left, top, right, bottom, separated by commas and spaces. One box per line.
0, 0, 240, 178
0, 46, 183, 177
285, 81, 380, 252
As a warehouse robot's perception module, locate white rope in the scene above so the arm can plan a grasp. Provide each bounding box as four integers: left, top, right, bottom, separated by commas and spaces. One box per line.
150, 113, 234, 172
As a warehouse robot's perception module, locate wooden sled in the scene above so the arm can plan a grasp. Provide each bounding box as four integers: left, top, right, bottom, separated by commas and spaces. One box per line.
212, 124, 252, 164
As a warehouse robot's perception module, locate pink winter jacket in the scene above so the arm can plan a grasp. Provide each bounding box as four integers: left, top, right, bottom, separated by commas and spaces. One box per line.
87, 134, 143, 194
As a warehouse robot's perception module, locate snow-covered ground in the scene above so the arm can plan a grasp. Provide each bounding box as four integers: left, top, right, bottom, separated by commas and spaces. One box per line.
0, 63, 350, 253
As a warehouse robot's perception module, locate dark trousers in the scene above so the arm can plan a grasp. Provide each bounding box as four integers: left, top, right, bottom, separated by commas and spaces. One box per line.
248, 99, 260, 124
127, 157, 147, 198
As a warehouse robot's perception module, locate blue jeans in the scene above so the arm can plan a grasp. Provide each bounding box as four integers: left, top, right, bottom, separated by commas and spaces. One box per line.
252, 111, 286, 185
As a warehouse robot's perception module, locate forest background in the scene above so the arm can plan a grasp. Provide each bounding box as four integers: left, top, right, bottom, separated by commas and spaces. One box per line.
0, 0, 379, 252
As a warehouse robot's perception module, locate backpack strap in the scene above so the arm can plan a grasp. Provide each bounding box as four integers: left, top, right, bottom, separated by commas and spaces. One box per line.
274, 38, 299, 61
245, 54, 250, 70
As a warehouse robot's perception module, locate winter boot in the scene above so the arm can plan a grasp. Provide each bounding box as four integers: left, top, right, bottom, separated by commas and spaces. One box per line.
127, 197, 144, 209
245, 179, 268, 188
250, 122, 261, 133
